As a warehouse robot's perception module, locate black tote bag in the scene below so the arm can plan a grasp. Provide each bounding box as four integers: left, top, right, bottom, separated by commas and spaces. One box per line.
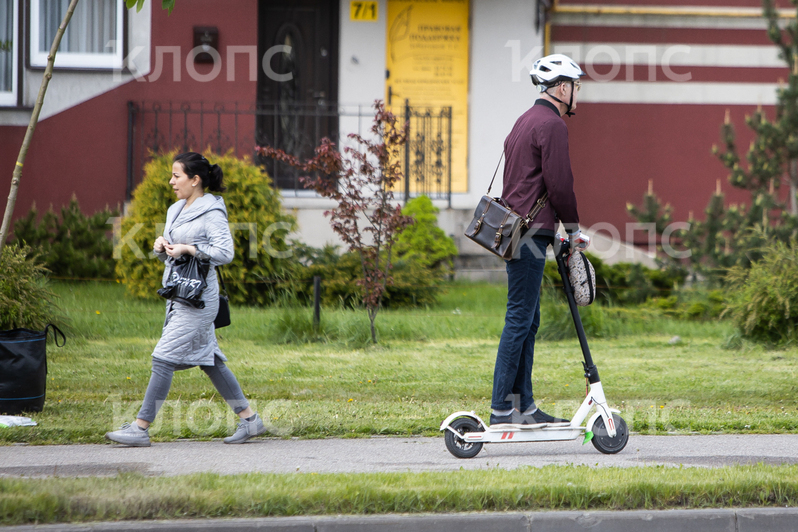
0, 324, 66, 415
157, 255, 210, 308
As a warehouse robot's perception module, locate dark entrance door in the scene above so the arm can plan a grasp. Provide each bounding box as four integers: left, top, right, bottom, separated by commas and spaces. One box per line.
257, 0, 339, 190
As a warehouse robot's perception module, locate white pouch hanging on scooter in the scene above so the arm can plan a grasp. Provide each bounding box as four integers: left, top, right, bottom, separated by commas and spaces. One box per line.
567, 252, 596, 306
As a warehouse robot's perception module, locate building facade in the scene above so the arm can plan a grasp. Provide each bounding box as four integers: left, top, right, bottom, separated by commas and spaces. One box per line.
0, 0, 787, 266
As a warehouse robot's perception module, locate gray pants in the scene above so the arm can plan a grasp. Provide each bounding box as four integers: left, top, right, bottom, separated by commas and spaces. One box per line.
137, 355, 249, 423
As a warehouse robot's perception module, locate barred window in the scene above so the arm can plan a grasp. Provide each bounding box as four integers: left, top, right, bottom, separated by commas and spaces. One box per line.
30, 0, 123, 69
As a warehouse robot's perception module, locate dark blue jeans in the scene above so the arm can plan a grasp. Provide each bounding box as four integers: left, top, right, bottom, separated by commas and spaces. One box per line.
491, 236, 550, 412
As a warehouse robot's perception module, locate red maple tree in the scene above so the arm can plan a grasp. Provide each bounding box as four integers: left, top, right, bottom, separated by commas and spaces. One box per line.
258, 100, 413, 343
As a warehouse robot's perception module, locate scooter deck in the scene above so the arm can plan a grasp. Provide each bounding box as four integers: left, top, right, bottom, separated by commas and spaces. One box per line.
486, 421, 574, 431
488, 423, 548, 430
461, 424, 584, 444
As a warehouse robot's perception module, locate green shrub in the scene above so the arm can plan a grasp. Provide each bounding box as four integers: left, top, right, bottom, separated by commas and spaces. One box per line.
115, 151, 296, 305
11, 198, 118, 279
537, 289, 620, 340
725, 239, 798, 344
0, 244, 57, 330
395, 195, 458, 278
544, 253, 684, 306
284, 247, 440, 308
646, 289, 726, 321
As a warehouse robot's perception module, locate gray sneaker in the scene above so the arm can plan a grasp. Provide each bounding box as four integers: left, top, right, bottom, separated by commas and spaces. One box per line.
224, 414, 267, 444
105, 422, 151, 447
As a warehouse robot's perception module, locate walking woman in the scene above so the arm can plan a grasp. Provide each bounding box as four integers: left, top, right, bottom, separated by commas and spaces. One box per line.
106, 152, 266, 446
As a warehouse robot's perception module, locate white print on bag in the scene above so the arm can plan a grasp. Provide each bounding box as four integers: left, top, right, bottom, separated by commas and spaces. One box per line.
169, 272, 203, 290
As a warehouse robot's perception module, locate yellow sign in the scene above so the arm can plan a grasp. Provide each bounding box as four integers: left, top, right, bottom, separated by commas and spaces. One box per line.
350, 1, 378, 21
386, 0, 469, 193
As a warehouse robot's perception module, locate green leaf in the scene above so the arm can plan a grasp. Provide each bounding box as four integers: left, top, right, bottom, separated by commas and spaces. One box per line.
125, 0, 147, 12
162, 0, 176, 14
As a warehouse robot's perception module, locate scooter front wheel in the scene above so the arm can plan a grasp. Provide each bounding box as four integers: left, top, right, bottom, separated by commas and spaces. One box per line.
591, 413, 629, 454
444, 417, 484, 459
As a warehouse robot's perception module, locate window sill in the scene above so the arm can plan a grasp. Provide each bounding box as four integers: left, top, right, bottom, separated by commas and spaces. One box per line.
26, 65, 126, 74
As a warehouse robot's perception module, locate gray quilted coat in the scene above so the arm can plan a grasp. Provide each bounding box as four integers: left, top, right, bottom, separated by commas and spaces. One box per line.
152, 194, 234, 366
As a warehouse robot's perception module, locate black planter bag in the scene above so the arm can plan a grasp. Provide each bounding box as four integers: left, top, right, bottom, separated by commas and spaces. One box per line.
158, 255, 210, 309
0, 324, 66, 415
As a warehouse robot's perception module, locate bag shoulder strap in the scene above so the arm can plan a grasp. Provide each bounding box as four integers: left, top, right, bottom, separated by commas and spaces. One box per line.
216, 265, 228, 296
489, 150, 548, 225
486, 152, 504, 195
523, 191, 549, 226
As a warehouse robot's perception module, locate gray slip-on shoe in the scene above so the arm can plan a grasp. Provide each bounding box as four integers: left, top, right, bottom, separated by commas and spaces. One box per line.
105, 422, 151, 447
224, 414, 267, 444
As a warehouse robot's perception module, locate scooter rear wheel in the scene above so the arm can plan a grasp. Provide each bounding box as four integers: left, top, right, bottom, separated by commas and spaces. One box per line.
591, 413, 629, 454
444, 417, 484, 459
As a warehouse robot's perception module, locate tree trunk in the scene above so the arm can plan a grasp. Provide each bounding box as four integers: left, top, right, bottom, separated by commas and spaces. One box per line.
790, 158, 798, 216
0, 0, 81, 250
368, 307, 377, 344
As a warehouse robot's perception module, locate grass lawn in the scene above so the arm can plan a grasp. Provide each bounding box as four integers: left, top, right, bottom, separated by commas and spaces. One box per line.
1, 280, 795, 445
3, 465, 798, 525
2, 281, 798, 524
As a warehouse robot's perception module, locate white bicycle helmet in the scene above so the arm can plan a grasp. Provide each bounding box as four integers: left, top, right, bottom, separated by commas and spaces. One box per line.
530, 54, 585, 90
530, 54, 585, 117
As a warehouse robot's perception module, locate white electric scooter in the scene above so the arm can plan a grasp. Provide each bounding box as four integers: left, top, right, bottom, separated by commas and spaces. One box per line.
440, 234, 629, 458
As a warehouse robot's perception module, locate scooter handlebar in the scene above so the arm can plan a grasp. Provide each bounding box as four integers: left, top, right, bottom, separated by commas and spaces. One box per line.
554, 232, 590, 258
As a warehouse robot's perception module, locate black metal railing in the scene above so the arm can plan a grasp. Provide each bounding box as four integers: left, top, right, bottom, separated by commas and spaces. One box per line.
126, 100, 452, 205
402, 99, 452, 207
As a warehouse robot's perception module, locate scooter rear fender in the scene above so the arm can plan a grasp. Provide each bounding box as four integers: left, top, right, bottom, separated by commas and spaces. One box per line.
439, 411, 486, 431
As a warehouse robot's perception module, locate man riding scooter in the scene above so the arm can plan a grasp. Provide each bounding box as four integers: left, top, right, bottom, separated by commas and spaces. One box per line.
490, 54, 590, 426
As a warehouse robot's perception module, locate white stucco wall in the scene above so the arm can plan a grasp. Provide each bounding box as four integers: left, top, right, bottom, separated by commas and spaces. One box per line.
289, 0, 546, 250
467, 0, 544, 207
338, 0, 388, 112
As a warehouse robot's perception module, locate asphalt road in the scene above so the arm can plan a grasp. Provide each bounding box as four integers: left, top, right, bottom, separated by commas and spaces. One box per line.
1, 434, 797, 477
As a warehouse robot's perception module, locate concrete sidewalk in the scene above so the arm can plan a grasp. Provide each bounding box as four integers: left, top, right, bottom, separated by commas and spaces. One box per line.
1, 434, 797, 477
2, 508, 798, 532
2, 435, 797, 531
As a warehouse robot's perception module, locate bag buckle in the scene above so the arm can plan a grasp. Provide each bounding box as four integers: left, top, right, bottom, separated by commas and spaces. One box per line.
474, 216, 483, 233
493, 228, 503, 249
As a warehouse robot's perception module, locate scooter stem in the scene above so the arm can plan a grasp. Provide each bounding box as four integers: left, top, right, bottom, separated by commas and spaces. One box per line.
554, 236, 600, 384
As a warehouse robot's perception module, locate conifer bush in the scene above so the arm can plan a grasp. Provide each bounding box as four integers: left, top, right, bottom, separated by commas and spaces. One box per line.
115, 151, 296, 305
0, 244, 57, 330
394, 195, 458, 279
12, 198, 118, 279
725, 239, 798, 344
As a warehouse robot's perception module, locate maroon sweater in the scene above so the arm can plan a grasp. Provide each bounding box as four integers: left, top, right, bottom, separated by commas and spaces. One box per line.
502, 99, 580, 237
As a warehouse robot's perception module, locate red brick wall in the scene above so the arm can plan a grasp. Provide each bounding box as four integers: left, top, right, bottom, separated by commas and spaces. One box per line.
0, 0, 258, 223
